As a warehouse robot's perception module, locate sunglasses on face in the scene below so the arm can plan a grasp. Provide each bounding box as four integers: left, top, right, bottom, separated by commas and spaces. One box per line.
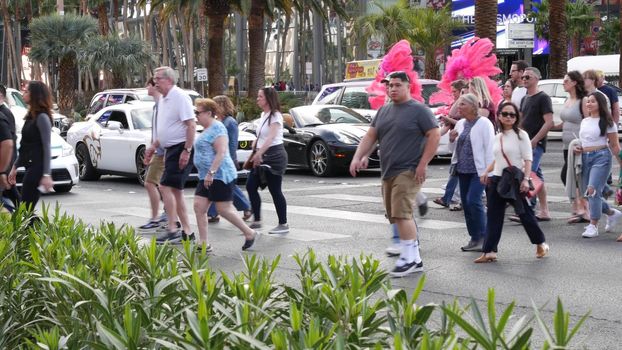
500, 111, 517, 118
521, 75, 531, 81
194, 110, 205, 116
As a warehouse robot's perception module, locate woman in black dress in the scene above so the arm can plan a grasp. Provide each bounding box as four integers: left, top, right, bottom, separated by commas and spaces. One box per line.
8, 81, 54, 210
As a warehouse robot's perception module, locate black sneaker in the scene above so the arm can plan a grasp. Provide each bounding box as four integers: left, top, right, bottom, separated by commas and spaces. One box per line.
155, 230, 182, 244
418, 202, 429, 217
157, 221, 181, 233
389, 260, 423, 278
197, 243, 213, 253
181, 231, 196, 243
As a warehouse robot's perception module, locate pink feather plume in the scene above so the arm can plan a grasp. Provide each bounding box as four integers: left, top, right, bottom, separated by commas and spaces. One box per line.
365, 39, 423, 110
429, 37, 503, 108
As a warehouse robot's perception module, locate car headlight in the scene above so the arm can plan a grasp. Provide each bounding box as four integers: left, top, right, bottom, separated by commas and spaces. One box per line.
335, 133, 358, 145
62, 143, 74, 156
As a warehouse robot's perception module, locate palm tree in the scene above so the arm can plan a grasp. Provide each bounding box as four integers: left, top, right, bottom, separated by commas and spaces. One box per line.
548, 0, 567, 78
29, 14, 98, 116
204, 0, 231, 96
597, 17, 619, 54
82, 35, 155, 88
408, 6, 463, 80
566, 0, 596, 57
352, 0, 410, 53
474, 0, 498, 47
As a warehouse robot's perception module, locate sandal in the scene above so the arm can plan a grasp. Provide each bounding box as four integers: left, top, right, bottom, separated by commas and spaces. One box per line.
508, 215, 520, 222
449, 203, 462, 211
535, 215, 551, 222
433, 198, 449, 207
567, 214, 589, 224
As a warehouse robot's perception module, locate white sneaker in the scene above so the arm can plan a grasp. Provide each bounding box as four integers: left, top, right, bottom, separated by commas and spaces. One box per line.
605, 209, 622, 232
385, 243, 401, 257
582, 224, 599, 238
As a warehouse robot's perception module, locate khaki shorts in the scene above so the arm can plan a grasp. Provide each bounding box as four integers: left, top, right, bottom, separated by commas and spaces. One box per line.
381, 170, 421, 223
145, 154, 165, 185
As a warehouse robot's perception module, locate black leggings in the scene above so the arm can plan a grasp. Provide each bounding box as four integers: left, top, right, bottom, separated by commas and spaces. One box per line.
21, 162, 43, 210
246, 168, 287, 224
560, 149, 568, 186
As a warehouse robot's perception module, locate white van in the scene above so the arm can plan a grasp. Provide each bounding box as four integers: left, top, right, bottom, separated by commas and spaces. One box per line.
567, 55, 619, 78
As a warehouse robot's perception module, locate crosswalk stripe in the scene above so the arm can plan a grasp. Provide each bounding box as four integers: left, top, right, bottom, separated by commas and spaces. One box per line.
99, 206, 351, 241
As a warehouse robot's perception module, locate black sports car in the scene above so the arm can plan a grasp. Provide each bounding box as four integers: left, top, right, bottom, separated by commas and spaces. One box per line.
240, 105, 380, 176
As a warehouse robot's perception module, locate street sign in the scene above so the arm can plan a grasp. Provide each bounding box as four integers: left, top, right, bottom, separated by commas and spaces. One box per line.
507, 23, 534, 39
508, 39, 534, 48
195, 68, 207, 82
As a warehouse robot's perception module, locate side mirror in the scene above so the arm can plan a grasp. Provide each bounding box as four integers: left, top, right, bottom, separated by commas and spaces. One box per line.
284, 125, 296, 134
107, 121, 123, 131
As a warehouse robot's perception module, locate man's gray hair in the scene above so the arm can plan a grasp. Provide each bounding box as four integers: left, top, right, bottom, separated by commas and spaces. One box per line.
155, 66, 178, 84
526, 67, 542, 79
458, 93, 479, 112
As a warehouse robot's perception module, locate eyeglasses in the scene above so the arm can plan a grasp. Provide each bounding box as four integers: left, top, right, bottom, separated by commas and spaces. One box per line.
521, 75, 531, 81
500, 111, 517, 118
194, 110, 206, 116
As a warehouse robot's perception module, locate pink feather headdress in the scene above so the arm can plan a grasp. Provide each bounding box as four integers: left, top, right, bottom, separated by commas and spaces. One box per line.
366, 40, 423, 110
429, 37, 503, 109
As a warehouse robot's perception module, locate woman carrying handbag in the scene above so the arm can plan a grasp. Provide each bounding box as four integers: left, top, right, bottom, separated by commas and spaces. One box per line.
475, 102, 549, 263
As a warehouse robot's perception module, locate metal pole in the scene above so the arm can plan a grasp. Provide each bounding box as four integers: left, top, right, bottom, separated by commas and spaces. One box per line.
523, 0, 532, 66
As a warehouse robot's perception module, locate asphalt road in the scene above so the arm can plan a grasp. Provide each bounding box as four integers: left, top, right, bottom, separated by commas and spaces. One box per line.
35, 139, 621, 349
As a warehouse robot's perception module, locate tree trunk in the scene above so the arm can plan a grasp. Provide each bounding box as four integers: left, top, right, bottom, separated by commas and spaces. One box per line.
424, 51, 440, 81
247, 0, 266, 98
1, 0, 18, 89
549, 0, 567, 78
80, 0, 88, 15
58, 55, 76, 116
198, 3, 208, 78
279, 14, 291, 82
204, 0, 231, 94
171, 17, 184, 86
97, 2, 110, 35
619, 3, 622, 88
122, 0, 129, 35
474, 0, 497, 47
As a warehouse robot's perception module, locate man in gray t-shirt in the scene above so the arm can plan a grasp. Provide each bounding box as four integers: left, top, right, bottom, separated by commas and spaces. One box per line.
350, 71, 440, 277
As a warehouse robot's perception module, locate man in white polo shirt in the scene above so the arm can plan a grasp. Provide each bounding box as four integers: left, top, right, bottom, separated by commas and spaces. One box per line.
145, 66, 196, 243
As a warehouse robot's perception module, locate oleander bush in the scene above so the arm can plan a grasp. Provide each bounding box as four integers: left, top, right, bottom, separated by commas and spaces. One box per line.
0, 205, 588, 349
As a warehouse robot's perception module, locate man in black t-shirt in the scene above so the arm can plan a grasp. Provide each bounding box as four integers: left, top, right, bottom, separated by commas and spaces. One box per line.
519, 67, 553, 220
0, 85, 19, 210
596, 71, 620, 124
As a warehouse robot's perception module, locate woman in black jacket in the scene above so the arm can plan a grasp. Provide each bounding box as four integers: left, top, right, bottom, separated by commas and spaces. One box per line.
8, 81, 54, 210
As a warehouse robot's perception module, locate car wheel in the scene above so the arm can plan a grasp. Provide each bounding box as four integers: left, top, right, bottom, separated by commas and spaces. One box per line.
53, 185, 72, 193
309, 140, 334, 177
76, 143, 100, 181
136, 147, 147, 185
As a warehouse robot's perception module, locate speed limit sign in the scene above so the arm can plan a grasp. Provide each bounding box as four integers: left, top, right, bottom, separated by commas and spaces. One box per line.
196, 68, 207, 82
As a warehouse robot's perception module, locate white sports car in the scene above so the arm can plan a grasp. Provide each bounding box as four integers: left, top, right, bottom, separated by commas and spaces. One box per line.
67, 101, 254, 184
16, 132, 79, 193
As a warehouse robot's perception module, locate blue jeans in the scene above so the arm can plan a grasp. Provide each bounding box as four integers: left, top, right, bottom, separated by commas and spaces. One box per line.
458, 173, 486, 241
442, 174, 459, 205
207, 185, 251, 217
581, 148, 612, 221
529, 145, 545, 206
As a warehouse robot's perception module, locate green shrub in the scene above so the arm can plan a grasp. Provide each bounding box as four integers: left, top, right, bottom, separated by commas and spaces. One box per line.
0, 205, 589, 349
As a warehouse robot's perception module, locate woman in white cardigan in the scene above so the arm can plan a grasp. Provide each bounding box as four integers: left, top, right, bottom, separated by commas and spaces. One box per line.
449, 93, 495, 251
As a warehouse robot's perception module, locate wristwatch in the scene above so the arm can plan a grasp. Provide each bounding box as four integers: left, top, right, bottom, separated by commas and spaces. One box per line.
208, 170, 216, 176
184, 147, 192, 153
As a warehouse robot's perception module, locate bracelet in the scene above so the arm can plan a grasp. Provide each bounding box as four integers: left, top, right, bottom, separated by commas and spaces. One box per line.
43, 174, 51, 177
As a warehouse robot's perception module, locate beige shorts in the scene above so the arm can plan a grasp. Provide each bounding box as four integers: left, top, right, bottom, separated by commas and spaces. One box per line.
145, 154, 165, 185
381, 170, 421, 223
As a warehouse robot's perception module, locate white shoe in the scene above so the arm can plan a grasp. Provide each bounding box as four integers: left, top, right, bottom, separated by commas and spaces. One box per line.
385, 243, 401, 257
582, 224, 599, 238
605, 209, 622, 232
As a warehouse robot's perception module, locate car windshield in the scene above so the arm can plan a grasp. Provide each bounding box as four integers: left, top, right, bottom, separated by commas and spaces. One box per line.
131, 108, 153, 129
12, 91, 27, 108
137, 94, 154, 101
295, 107, 368, 126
